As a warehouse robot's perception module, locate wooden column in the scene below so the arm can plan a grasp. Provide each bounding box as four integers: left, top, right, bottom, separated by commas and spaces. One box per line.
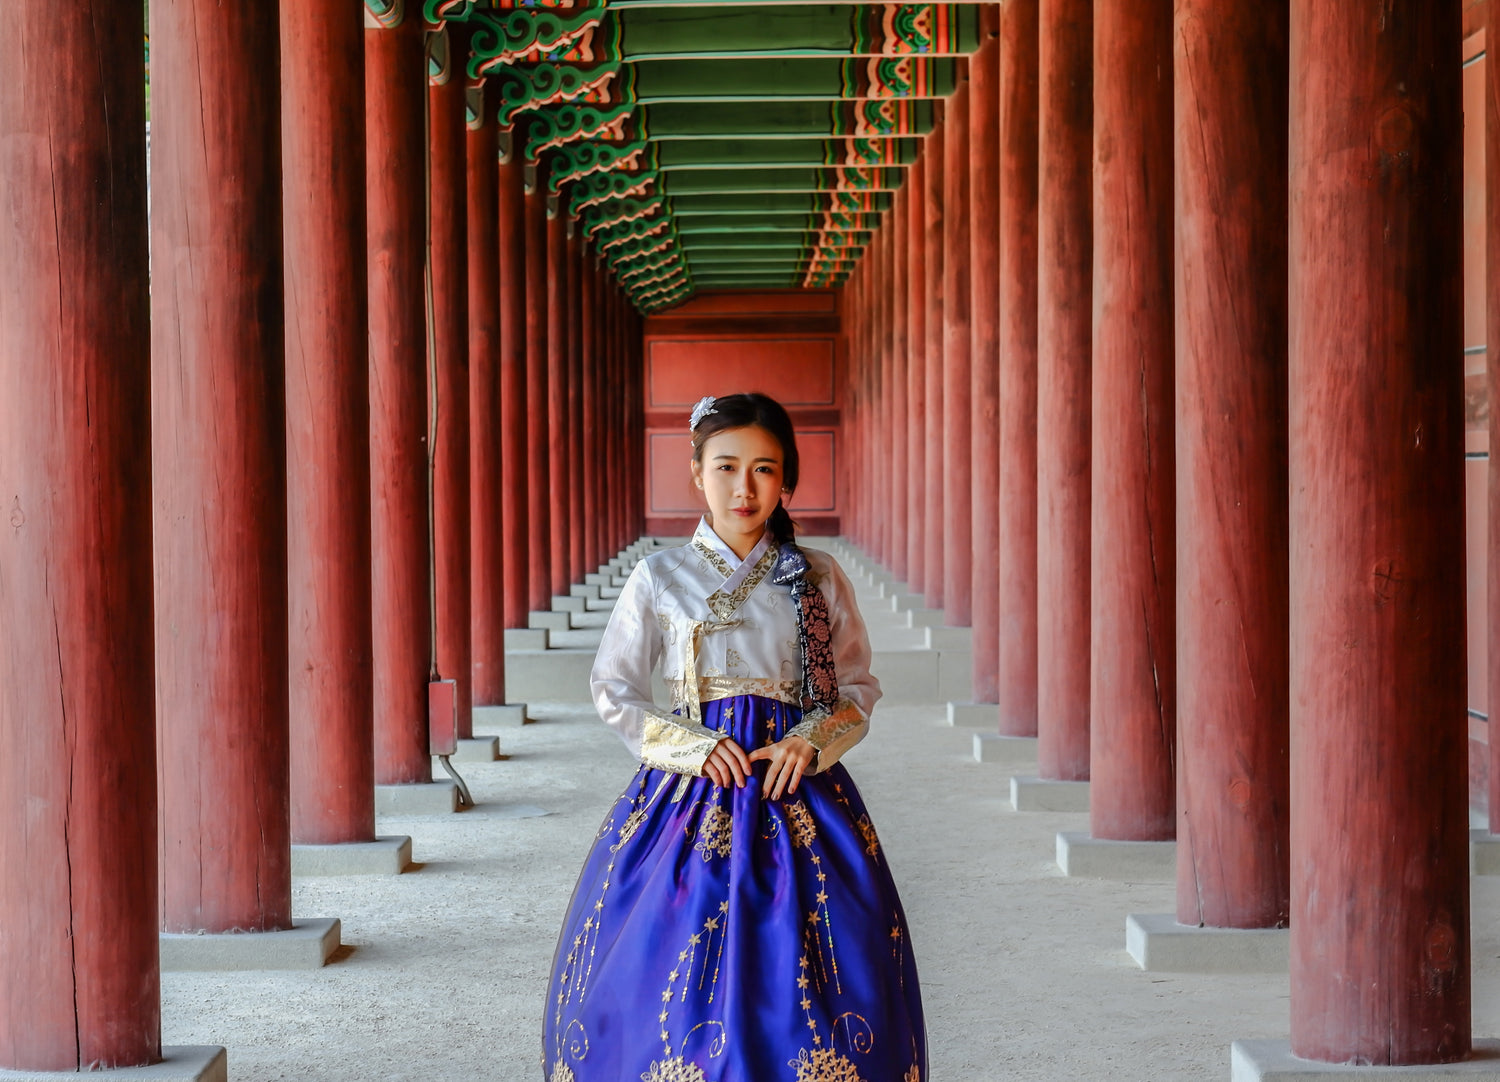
525, 161, 552, 611
580, 250, 600, 573
547, 207, 572, 596
469, 86, 506, 707
1173, 0, 1289, 928
890, 184, 911, 583
1035, 0, 1093, 782
969, 17, 1003, 704
997, 0, 1040, 737
1289, 1, 1467, 1063
603, 282, 620, 554
498, 150, 529, 630
923, 119, 947, 610
1088, 0, 1175, 841
153, 0, 292, 934
283, 0, 375, 845
1488, 0, 1500, 834
906, 155, 929, 594
429, 31, 473, 738
367, 16, 432, 784
0, 5, 159, 1069
943, 79, 974, 626
568, 231, 588, 582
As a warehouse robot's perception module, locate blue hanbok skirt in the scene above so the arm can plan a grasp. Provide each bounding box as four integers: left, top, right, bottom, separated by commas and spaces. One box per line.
543, 694, 926, 1082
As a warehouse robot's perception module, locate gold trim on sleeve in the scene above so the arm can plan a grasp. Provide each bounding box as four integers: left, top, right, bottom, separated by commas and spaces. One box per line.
786, 697, 869, 774
639, 711, 724, 776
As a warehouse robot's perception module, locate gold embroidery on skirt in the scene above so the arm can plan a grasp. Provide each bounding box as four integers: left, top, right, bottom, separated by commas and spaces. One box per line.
693, 805, 733, 861
785, 800, 818, 849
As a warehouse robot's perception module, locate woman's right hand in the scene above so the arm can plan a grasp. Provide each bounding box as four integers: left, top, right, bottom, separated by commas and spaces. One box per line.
702, 737, 753, 789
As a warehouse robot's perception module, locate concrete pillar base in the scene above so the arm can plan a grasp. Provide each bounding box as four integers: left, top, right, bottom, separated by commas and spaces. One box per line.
937, 652, 973, 702
972, 732, 1039, 764
1125, 913, 1287, 972
948, 702, 998, 728
504, 627, 549, 650
376, 781, 460, 816
1470, 829, 1500, 875
473, 704, 531, 728
1056, 831, 1175, 880
0, 1047, 228, 1082
551, 595, 586, 613
160, 918, 341, 971
1230, 1039, 1500, 1080
926, 626, 973, 650
1010, 775, 1088, 812
528, 610, 573, 631
569, 583, 601, 600
291, 835, 412, 876
452, 736, 500, 762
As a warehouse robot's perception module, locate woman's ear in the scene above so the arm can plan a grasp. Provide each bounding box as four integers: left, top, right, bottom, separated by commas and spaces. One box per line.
690, 457, 704, 491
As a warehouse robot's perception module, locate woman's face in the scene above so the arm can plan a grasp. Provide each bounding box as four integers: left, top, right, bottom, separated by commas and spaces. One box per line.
691, 424, 787, 557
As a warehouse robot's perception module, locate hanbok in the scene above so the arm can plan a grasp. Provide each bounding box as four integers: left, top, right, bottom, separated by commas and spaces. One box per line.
543, 520, 926, 1082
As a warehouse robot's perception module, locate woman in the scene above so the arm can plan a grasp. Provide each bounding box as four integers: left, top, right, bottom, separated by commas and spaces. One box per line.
544, 393, 926, 1082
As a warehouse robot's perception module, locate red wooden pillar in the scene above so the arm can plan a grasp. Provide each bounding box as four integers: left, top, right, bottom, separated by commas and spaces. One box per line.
547, 207, 572, 595
568, 232, 588, 581
906, 155, 929, 593
367, 15, 432, 783
881, 223, 896, 563
1088, 0, 1175, 842
283, 0, 375, 845
499, 150, 530, 630
603, 282, 621, 553
626, 300, 644, 540
1288, 1, 1467, 1063
469, 85, 506, 707
0, 5, 160, 1069
889, 185, 911, 583
525, 162, 553, 610
580, 249, 600, 573
1488, 0, 1500, 833
923, 119, 947, 610
429, 28, 473, 738
153, 0, 292, 934
1035, 0, 1092, 782
997, 0, 1040, 737
1173, 0, 1289, 928
943, 78, 974, 627
969, 18, 1002, 704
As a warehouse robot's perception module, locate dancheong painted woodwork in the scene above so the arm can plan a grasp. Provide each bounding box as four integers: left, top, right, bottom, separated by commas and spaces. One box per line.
381, 0, 987, 310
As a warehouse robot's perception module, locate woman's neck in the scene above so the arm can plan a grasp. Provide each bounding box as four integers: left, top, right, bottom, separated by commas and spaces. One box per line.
706, 518, 766, 562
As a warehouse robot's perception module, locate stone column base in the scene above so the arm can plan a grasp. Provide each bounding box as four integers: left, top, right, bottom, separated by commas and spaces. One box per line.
947, 702, 998, 728
376, 781, 459, 816
291, 836, 412, 876
972, 733, 1039, 764
0, 1047, 227, 1082
1056, 831, 1175, 880
452, 736, 501, 762
473, 704, 531, 728
1231, 1039, 1500, 1080
160, 918, 340, 971
1125, 913, 1287, 972
1010, 776, 1089, 813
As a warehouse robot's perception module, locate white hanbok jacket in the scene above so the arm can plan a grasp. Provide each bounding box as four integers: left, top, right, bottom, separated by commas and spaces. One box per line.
590, 519, 881, 777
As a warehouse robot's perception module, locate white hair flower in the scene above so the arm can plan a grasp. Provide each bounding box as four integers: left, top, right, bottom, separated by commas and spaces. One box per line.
689, 395, 718, 431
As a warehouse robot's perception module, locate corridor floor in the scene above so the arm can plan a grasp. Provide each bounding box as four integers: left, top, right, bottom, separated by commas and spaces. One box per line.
160, 543, 1500, 1081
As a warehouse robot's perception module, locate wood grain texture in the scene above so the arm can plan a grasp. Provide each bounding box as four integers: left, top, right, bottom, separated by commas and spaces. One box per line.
499, 156, 531, 631
942, 77, 975, 627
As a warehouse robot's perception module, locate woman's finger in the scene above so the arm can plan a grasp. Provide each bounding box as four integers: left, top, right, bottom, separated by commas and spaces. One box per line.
726, 740, 754, 774
784, 755, 806, 797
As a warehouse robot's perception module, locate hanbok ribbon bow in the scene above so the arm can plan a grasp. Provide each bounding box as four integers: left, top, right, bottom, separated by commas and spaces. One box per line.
770, 544, 840, 714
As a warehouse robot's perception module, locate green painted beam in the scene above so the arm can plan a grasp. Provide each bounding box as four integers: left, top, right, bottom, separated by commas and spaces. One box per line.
625, 59, 954, 103
668, 191, 892, 215
601, 6, 982, 60
674, 213, 882, 233
660, 167, 904, 194
656, 138, 918, 169
680, 233, 869, 250
640, 99, 934, 139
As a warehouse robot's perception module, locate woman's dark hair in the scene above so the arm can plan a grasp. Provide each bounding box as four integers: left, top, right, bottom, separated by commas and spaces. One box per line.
691, 392, 800, 546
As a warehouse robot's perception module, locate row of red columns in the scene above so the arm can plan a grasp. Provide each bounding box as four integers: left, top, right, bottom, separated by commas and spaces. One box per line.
844, 0, 1476, 1067
0, 7, 644, 1072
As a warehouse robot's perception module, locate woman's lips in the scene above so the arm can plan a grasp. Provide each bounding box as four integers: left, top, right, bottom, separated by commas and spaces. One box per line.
731, 507, 757, 517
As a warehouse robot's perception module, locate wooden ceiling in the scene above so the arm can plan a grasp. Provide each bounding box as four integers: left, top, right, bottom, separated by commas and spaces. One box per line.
409, 0, 983, 311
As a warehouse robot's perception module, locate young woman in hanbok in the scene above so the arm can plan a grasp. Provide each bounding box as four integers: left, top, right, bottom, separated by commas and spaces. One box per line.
544, 393, 926, 1082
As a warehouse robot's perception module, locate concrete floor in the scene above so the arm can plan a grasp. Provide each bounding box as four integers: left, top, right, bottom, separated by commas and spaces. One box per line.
160, 544, 1500, 1081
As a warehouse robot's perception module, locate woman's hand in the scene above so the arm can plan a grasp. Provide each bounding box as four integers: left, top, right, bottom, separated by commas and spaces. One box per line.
702, 737, 753, 789
747, 735, 817, 800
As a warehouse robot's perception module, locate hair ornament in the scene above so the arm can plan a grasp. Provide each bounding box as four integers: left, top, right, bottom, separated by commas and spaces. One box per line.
689, 395, 718, 431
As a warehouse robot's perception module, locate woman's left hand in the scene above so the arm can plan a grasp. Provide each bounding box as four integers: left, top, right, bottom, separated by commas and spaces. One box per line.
747, 735, 817, 800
